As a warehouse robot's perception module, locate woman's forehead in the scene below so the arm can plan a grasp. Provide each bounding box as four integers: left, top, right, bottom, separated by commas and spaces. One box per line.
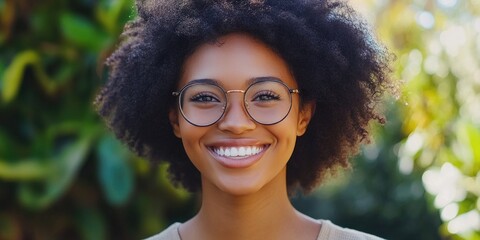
179, 33, 296, 89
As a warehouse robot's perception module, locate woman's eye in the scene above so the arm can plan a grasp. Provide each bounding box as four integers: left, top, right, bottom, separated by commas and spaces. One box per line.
252, 91, 280, 101
190, 93, 220, 102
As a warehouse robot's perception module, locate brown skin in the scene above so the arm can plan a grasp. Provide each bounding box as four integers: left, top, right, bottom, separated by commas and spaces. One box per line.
169, 33, 319, 240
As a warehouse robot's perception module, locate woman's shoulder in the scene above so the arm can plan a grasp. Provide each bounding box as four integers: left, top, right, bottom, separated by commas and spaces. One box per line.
317, 220, 385, 240
143, 222, 181, 240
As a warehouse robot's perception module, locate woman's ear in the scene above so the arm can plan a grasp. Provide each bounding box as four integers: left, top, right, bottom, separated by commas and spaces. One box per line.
296, 101, 315, 136
168, 108, 182, 138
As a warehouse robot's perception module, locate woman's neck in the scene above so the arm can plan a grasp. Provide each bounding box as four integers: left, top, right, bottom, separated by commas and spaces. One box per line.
180, 168, 320, 240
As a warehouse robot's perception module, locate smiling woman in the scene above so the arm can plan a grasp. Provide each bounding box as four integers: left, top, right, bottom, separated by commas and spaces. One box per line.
94, 0, 395, 239
169, 34, 312, 198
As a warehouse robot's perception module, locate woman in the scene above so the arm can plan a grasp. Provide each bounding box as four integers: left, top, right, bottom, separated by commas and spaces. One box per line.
95, 0, 394, 239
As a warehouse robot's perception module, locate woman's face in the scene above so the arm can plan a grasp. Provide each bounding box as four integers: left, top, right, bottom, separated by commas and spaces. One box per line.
169, 33, 313, 196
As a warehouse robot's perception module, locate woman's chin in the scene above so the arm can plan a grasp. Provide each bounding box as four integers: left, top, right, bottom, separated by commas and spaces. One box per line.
208, 172, 285, 197
206, 177, 266, 197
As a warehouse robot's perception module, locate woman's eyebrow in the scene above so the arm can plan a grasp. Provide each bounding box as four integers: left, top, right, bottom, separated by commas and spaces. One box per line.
187, 76, 284, 87
187, 78, 219, 85
250, 76, 283, 84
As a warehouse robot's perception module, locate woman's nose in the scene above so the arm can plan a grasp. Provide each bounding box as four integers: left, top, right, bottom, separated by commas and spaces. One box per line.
217, 95, 256, 134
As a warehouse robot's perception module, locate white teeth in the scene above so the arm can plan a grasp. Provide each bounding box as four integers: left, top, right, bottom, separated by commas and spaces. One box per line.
212, 146, 264, 158
231, 148, 238, 156
239, 147, 246, 156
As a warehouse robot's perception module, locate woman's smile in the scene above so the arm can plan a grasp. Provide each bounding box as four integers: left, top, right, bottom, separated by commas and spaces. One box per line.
211, 145, 266, 158
206, 140, 271, 168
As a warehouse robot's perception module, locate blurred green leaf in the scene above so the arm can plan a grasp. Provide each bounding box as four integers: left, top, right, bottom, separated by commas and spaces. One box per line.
18, 130, 94, 209
0, 50, 69, 103
97, 133, 134, 205
465, 124, 480, 166
457, 121, 480, 172
0, 159, 52, 181
96, 0, 134, 34
1, 50, 37, 103
60, 12, 110, 51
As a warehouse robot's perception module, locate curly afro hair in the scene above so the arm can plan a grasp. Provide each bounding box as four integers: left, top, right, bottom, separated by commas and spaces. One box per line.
95, 0, 394, 193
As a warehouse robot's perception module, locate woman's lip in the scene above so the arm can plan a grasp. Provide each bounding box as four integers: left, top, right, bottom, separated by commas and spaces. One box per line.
206, 138, 265, 147
207, 144, 270, 169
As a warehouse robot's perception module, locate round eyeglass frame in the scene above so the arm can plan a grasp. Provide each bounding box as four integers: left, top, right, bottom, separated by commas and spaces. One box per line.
172, 78, 300, 127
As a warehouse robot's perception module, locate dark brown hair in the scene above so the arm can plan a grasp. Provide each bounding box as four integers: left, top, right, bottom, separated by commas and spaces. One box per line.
95, 0, 394, 193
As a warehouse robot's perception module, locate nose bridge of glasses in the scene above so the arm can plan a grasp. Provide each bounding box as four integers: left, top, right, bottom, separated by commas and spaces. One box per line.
225, 89, 247, 107
226, 89, 245, 94
223, 89, 251, 116
224, 88, 244, 104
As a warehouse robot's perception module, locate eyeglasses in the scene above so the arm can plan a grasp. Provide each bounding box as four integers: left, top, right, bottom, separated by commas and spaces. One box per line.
172, 78, 299, 127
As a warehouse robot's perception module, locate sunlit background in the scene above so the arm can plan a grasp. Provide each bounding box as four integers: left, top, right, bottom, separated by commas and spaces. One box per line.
1, 0, 479, 239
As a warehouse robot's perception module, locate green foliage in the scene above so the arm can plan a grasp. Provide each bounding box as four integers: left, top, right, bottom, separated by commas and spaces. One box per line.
18, 126, 94, 210
60, 12, 110, 52
294, 1, 479, 239
0, 0, 194, 239
96, 134, 134, 206
357, 0, 480, 238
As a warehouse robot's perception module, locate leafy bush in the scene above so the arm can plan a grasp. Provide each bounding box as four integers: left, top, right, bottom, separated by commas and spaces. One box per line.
0, 1, 193, 239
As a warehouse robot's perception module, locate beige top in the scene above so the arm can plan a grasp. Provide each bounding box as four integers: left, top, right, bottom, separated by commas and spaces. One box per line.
144, 220, 384, 240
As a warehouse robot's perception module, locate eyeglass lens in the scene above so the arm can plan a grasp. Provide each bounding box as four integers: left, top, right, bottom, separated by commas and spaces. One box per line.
178, 80, 293, 126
